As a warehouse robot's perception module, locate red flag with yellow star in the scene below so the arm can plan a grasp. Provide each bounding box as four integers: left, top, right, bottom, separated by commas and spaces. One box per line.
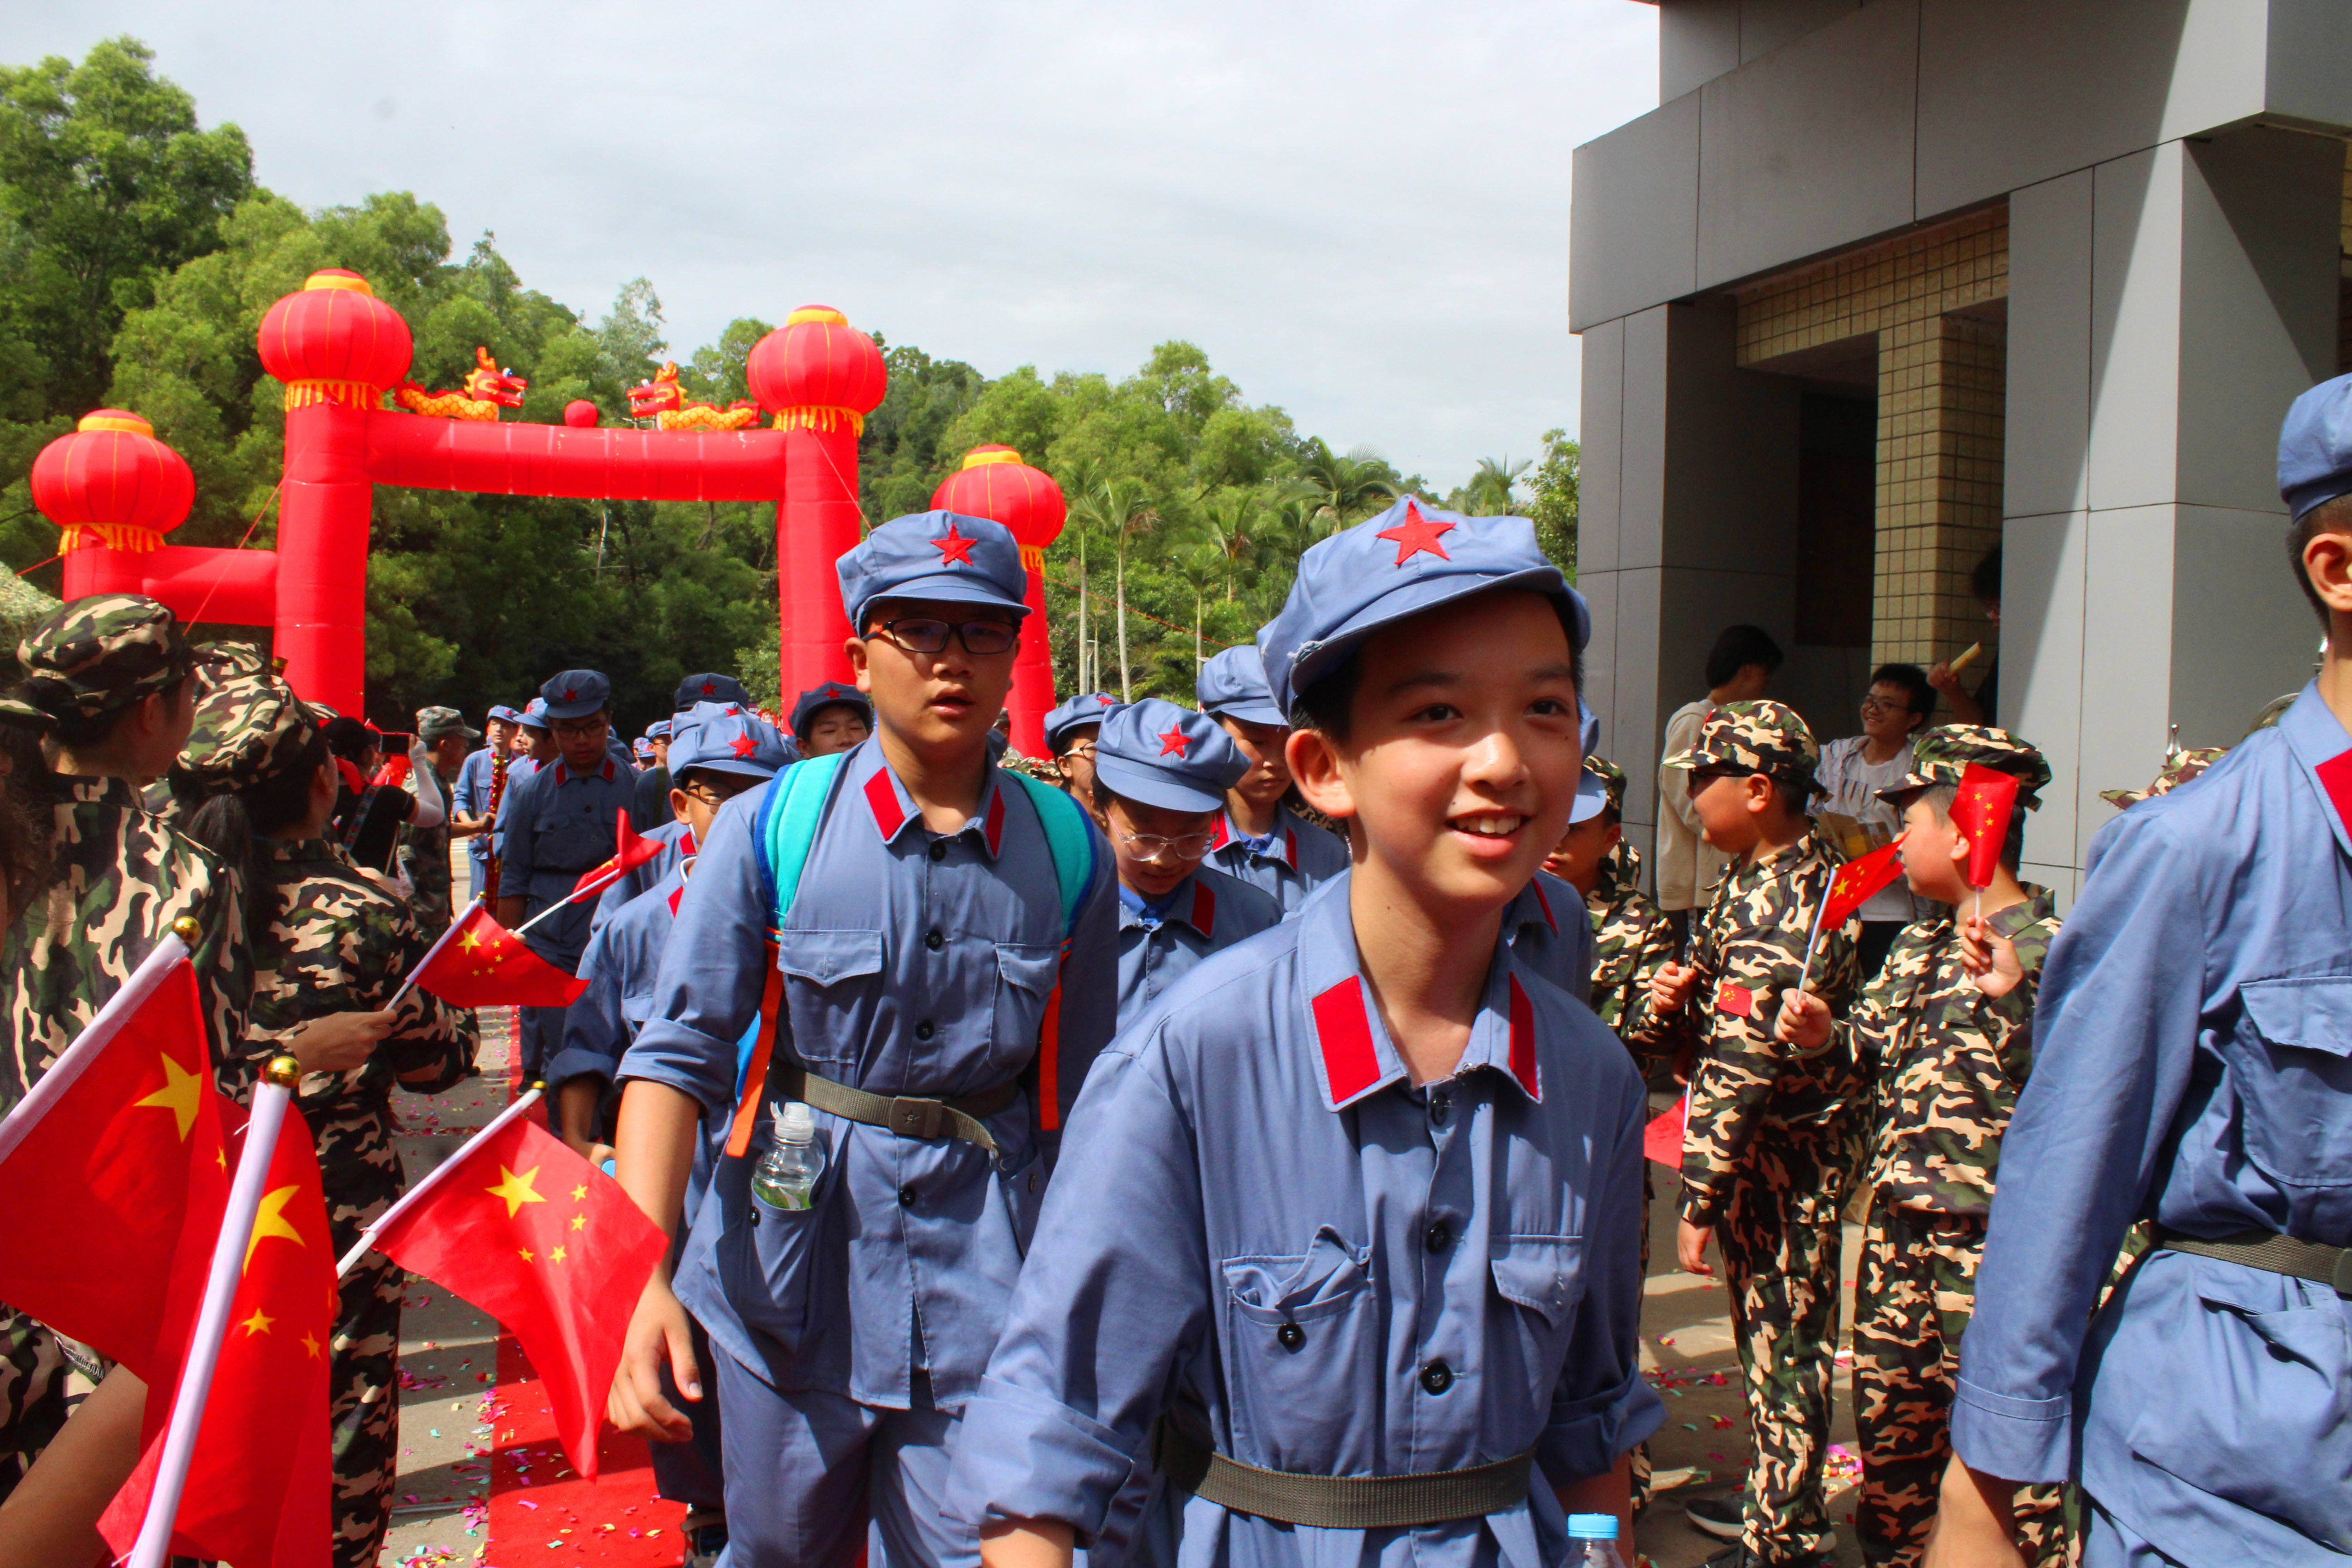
411, 901, 591, 1008
1949, 763, 2020, 889
0, 955, 228, 1386
101, 1098, 334, 1568
570, 809, 664, 900
1817, 835, 1909, 933
364, 1112, 667, 1478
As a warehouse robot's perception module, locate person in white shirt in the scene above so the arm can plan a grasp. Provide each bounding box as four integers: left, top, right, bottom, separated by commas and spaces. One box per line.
1656, 624, 1782, 946
1811, 662, 1936, 977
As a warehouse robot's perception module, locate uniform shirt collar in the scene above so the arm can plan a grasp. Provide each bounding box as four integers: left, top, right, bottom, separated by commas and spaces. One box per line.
2283, 680, 2352, 861
553, 757, 619, 785
1294, 872, 1540, 1111
1117, 872, 1216, 936
1210, 805, 1298, 868
1507, 874, 1560, 938
848, 737, 1010, 858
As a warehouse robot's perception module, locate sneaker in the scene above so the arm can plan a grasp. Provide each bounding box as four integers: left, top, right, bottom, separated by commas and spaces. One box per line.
1685, 1492, 1744, 1539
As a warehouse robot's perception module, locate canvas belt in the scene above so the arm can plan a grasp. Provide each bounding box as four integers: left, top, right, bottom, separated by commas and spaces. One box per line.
2154, 1226, 2352, 1297
777, 1065, 1018, 1156
1152, 1419, 1532, 1529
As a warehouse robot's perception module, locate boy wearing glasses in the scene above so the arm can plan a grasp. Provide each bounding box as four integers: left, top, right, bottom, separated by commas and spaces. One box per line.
1639, 701, 1863, 1568
610, 511, 1117, 1568
1043, 691, 1118, 820
1089, 697, 1283, 1022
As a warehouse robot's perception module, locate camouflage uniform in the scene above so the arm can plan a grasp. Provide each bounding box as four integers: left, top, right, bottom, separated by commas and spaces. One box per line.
179, 675, 478, 1568
0, 597, 260, 1499
1832, 728, 2069, 1568
2097, 740, 2225, 810
1639, 701, 1863, 1564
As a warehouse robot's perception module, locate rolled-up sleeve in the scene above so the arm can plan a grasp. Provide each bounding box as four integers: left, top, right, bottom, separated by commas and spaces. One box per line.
1951, 813, 2203, 1482
619, 789, 772, 1113
950, 1040, 1209, 1542
1538, 1073, 1666, 1482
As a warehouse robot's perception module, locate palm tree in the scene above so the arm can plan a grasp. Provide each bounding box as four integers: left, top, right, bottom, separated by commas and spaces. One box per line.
1193, 488, 1257, 603
1297, 439, 1402, 534
1461, 455, 1532, 514
1071, 476, 1159, 701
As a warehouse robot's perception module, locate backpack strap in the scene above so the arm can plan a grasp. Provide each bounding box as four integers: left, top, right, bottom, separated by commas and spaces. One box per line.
753, 750, 849, 926
1002, 769, 1099, 941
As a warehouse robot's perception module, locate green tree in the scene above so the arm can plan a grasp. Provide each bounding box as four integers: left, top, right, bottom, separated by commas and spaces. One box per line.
1524, 428, 1579, 577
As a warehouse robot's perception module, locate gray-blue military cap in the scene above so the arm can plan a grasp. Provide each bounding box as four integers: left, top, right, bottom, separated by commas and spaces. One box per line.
644, 719, 672, 740
1093, 698, 1247, 814
2279, 372, 2352, 520
1258, 496, 1584, 719
1195, 645, 1287, 727
669, 700, 794, 781
790, 680, 872, 740
539, 669, 610, 720
675, 672, 750, 711
837, 510, 1030, 631
518, 697, 551, 730
1043, 691, 1120, 751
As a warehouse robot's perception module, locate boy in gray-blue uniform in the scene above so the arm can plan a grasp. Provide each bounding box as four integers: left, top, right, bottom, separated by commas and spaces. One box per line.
457, 702, 524, 901
1089, 697, 1283, 1019
609, 511, 1119, 1568
793, 680, 874, 758
1937, 377, 2352, 1565
1044, 690, 1120, 813
954, 496, 1660, 1568
495, 669, 637, 1082
1195, 643, 1348, 911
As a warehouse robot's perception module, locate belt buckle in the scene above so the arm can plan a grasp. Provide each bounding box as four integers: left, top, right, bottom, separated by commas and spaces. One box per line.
889, 1097, 945, 1140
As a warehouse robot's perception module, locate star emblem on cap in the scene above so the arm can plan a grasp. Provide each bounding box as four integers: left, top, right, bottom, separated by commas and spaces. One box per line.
559, 686, 576, 701
933, 524, 977, 566
1376, 503, 1454, 565
701, 680, 716, 695
1158, 727, 1191, 758
1098, 694, 1116, 705
730, 730, 757, 759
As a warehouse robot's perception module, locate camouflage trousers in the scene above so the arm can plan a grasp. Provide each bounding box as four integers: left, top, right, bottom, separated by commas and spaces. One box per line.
1853, 1203, 2070, 1568
1715, 1157, 1848, 1561
308, 1099, 408, 1568
0, 1306, 104, 1502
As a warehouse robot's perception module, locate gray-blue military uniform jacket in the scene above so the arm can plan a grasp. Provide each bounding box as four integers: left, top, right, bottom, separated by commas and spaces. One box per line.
1116, 867, 1283, 1022
1954, 681, 2352, 1562
1203, 803, 1348, 914
550, 862, 691, 1105
1504, 870, 1595, 1009
456, 745, 498, 873
496, 753, 640, 967
592, 817, 694, 934
951, 872, 1662, 1566
620, 737, 1120, 1410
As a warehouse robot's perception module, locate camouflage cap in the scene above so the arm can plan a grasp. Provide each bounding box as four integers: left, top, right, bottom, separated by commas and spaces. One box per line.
173, 676, 324, 798
1660, 700, 1819, 787
1882, 724, 2052, 810
15, 594, 191, 729
2098, 741, 2225, 809
416, 705, 480, 742
191, 640, 268, 683
1583, 754, 1628, 818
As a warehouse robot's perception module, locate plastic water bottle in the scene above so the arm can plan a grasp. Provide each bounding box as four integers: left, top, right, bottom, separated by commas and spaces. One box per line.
1567, 1513, 1630, 1567
751, 1101, 823, 1209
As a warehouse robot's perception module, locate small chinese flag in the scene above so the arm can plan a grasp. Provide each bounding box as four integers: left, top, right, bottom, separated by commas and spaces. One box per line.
366, 1113, 668, 1478
1947, 764, 2020, 889
1818, 837, 1908, 933
0, 958, 227, 1386
1643, 1095, 1687, 1171
411, 902, 591, 1008
102, 1101, 335, 1568
571, 810, 665, 900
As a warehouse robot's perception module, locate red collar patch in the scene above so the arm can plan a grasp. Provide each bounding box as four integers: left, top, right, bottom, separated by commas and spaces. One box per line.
1507, 975, 1539, 1100
934, 524, 977, 566
1375, 502, 1453, 565
1188, 876, 1215, 936
864, 768, 908, 839
1529, 877, 1556, 933
1311, 976, 1382, 1105
1208, 813, 1231, 851
982, 786, 1006, 857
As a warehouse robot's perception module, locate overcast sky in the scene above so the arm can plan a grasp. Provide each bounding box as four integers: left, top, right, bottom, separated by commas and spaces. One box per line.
11, 2, 1658, 490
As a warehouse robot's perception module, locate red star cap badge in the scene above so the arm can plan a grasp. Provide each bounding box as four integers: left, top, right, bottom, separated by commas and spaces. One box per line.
559, 686, 577, 701
701, 680, 716, 695
1158, 727, 1191, 758
1098, 694, 1116, 705
1375, 502, 1454, 565
730, 730, 757, 759
933, 524, 977, 566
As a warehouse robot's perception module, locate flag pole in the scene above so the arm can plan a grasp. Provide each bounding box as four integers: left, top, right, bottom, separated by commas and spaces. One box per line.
335, 1087, 545, 1277
0, 930, 191, 1166
384, 901, 479, 1014
127, 1054, 301, 1568
1793, 892, 1832, 1000
509, 864, 631, 942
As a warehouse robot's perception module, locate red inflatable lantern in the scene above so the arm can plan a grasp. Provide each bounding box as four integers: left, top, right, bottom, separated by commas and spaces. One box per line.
256, 270, 413, 411
33, 411, 195, 556
931, 446, 1067, 756
747, 306, 888, 701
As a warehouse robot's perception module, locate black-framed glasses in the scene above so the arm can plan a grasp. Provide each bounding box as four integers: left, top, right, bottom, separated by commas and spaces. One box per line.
865, 617, 1019, 656
552, 716, 609, 739
1116, 828, 1215, 862
1858, 696, 1906, 714
679, 774, 760, 805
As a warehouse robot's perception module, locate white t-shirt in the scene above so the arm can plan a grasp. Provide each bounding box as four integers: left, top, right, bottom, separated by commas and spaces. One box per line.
1814, 734, 1924, 923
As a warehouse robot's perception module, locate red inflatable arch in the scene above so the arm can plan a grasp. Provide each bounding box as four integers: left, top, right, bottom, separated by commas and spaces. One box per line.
27, 271, 940, 722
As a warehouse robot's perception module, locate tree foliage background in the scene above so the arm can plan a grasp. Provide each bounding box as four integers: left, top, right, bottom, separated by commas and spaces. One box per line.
0, 39, 1576, 737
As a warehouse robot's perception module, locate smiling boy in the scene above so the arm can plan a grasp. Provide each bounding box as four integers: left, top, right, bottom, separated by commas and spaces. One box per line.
607, 511, 1117, 1568
954, 499, 1660, 1568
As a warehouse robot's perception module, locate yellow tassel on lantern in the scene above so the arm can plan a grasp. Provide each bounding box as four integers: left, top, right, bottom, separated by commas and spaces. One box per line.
281, 379, 387, 412
62, 523, 164, 554
771, 407, 867, 437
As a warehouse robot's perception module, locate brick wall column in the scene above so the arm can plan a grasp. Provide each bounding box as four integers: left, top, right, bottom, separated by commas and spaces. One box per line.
1872, 313, 2006, 672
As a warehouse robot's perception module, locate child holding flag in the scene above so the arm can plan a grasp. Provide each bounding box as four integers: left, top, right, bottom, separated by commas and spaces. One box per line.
1637, 700, 1864, 1567
1774, 727, 2061, 1568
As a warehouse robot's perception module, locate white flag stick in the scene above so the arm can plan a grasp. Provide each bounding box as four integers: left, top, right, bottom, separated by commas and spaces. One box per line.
0, 930, 190, 1166
127, 1058, 299, 1568
509, 862, 632, 942
335, 1087, 544, 1278
1792, 892, 1832, 1000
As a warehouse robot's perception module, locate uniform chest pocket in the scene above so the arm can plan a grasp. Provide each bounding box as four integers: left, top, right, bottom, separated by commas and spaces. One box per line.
991, 943, 1061, 1058
778, 929, 885, 1073
1487, 1234, 1586, 1399
1217, 1229, 1382, 1472
2234, 979, 2352, 1189
533, 817, 608, 871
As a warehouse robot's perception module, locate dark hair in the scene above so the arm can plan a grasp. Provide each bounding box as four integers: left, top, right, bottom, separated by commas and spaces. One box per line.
1917, 780, 2026, 868
1291, 595, 1587, 742
322, 716, 377, 764
1970, 547, 2003, 608
1869, 663, 1936, 729
47, 672, 191, 753
674, 764, 763, 803
183, 730, 333, 936
2290, 495, 2352, 626
1704, 625, 1784, 690
1049, 719, 1099, 758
